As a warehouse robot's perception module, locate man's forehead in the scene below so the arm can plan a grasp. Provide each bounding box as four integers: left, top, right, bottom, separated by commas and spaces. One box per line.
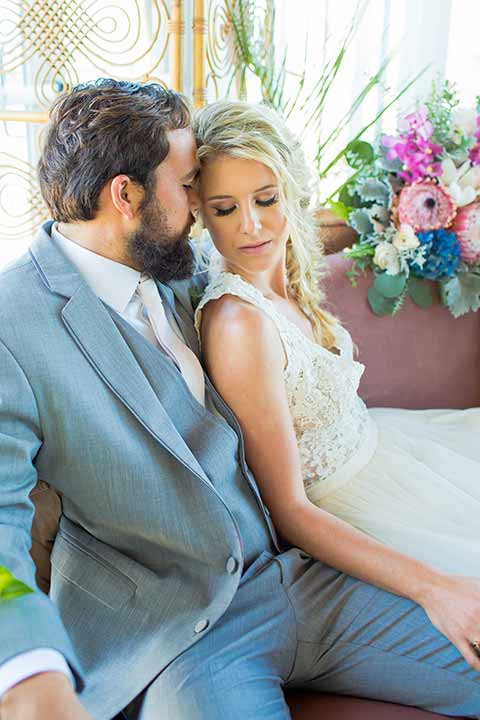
166, 127, 196, 155
164, 127, 198, 175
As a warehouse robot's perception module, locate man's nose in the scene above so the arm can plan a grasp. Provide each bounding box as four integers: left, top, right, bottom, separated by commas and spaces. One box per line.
187, 187, 200, 214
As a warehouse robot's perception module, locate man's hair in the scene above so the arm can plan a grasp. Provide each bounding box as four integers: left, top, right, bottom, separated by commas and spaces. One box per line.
38, 78, 191, 222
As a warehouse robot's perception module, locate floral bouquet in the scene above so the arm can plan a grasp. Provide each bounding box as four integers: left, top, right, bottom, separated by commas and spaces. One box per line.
332, 82, 480, 317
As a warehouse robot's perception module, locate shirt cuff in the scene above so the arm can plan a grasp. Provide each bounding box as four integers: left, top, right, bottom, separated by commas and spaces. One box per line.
0, 648, 75, 697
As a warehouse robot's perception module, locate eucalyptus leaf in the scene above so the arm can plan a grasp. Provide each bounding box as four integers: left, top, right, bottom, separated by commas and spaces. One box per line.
374, 272, 406, 298
408, 277, 434, 308
345, 140, 374, 169
368, 285, 397, 316
339, 185, 362, 209
0, 566, 34, 601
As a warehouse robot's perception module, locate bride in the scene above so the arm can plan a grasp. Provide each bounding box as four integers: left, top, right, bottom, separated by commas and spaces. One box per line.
191, 100, 480, 671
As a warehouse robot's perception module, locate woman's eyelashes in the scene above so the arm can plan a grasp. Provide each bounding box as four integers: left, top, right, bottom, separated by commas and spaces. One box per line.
212, 194, 279, 217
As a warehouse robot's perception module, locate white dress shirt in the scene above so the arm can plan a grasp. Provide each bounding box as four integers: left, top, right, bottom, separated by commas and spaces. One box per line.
0, 225, 203, 697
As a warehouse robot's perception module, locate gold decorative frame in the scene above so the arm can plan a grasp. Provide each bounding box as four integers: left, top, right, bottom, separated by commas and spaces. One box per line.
0, 1, 264, 241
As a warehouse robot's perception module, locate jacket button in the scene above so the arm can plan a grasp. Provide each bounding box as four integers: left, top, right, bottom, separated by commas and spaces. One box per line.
226, 557, 238, 574
194, 619, 209, 634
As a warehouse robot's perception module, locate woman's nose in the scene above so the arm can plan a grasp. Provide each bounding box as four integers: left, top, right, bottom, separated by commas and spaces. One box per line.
239, 204, 261, 235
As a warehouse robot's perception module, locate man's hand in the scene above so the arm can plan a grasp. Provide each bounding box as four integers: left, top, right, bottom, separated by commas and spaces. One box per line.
0, 671, 93, 719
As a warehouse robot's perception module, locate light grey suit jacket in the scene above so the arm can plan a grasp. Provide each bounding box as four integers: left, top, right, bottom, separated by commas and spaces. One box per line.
0, 222, 279, 718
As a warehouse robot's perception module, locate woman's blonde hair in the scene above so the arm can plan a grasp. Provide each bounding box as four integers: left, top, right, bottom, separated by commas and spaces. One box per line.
193, 100, 338, 349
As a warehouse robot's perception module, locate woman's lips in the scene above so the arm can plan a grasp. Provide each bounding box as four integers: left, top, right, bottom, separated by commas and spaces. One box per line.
239, 240, 272, 255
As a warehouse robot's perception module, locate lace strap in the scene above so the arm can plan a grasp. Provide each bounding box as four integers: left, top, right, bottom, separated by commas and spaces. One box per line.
194, 272, 280, 341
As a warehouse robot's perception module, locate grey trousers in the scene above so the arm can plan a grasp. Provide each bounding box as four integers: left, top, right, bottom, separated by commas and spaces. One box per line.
124, 549, 480, 719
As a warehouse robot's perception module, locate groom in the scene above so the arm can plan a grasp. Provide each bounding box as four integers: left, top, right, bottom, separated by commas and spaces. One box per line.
0, 79, 478, 720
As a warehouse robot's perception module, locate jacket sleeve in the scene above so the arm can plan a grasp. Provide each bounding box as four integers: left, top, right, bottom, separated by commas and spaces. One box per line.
0, 338, 84, 691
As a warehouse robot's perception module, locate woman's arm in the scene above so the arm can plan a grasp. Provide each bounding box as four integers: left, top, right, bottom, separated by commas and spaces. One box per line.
201, 296, 480, 671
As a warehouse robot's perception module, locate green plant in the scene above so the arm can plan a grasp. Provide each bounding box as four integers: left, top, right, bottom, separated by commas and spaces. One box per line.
0, 565, 34, 601
225, 0, 424, 201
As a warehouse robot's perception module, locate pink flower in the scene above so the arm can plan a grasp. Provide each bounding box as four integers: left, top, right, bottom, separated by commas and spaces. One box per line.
451, 202, 480, 263
397, 181, 457, 231
397, 106, 434, 140
468, 116, 480, 166
381, 108, 442, 184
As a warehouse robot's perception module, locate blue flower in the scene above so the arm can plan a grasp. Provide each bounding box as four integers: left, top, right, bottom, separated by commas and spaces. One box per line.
410, 229, 460, 280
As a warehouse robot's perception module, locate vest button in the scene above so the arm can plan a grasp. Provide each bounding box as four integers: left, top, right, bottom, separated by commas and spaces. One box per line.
194, 619, 209, 634
226, 557, 238, 574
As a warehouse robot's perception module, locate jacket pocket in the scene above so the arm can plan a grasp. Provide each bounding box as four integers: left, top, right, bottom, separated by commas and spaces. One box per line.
51, 532, 137, 610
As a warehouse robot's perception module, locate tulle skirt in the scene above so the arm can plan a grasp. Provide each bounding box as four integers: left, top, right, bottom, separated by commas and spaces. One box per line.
306, 408, 480, 576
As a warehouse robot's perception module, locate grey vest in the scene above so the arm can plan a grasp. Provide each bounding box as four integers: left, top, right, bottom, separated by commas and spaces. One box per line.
111, 311, 280, 568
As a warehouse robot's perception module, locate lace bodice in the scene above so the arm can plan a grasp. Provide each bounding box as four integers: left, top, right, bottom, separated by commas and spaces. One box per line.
195, 272, 371, 489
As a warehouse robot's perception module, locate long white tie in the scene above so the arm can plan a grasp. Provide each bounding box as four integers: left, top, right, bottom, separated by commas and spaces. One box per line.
137, 276, 205, 406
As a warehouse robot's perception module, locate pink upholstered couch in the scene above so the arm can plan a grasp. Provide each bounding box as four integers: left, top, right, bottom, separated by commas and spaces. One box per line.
285, 252, 479, 718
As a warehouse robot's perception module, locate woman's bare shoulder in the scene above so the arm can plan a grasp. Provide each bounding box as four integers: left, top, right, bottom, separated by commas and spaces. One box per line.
200, 293, 283, 373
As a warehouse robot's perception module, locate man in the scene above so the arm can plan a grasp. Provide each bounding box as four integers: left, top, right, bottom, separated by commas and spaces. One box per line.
0, 79, 478, 720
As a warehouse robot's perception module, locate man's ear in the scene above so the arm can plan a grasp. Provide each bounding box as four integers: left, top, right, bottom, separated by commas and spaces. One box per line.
110, 175, 144, 220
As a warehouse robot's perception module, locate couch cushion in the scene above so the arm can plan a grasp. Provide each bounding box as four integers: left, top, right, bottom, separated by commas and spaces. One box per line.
286, 692, 462, 719
324, 253, 480, 409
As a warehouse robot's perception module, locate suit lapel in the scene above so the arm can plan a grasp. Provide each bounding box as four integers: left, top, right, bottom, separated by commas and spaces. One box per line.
30, 224, 210, 484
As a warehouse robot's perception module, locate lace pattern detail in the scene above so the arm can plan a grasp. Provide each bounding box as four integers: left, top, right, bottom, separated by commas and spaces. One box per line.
195, 272, 370, 487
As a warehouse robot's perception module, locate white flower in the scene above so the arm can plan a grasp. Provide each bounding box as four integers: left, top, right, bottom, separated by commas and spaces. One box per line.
392, 224, 420, 250
441, 157, 459, 186
447, 182, 476, 207
459, 164, 480, 190
441, 158, 480, 207
373, 242, 400, 275
451, 108, 478, 137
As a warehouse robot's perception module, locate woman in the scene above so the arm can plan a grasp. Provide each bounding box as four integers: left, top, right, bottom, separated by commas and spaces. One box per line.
191, 100, 480, 670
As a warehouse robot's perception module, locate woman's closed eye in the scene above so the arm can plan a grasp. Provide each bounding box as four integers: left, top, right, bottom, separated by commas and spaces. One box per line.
212, 195, 279, 217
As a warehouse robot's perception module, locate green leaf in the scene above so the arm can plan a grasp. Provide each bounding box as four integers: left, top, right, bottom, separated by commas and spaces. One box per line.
344, 241, 375, 260
345, 140, 374, 169
327, 200, 351, 221
392, 288, 408, 316
367, 285, 397, 316
338, 184, 362, 209
408, 277, 434, 308
373, 272, 406, 298
0, 566, 34, 601
441, 272, 480, 317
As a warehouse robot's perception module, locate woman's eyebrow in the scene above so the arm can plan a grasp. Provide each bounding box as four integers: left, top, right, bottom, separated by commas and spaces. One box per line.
207, 184, 278, 201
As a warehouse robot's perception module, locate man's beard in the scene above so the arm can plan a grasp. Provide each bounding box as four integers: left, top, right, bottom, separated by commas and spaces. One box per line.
127, 195, 194, 283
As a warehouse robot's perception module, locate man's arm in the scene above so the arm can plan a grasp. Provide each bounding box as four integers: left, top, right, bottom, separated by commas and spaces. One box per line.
0, 339, 86, 714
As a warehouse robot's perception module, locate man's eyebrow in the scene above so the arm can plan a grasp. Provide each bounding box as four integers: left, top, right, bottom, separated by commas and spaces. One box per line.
207, 184, 278, 201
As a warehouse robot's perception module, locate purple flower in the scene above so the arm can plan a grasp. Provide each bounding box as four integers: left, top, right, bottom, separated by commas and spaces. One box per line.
381, 106, 443, 184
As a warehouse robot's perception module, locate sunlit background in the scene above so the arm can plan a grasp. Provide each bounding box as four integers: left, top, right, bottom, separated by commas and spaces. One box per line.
0, 0, 477, 268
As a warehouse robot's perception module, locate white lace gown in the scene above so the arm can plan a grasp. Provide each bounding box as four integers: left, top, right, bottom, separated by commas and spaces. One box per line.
195, 272, 480, 576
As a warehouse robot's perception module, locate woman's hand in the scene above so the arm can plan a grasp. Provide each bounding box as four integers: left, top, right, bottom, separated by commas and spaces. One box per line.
418, 572, 480, 672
